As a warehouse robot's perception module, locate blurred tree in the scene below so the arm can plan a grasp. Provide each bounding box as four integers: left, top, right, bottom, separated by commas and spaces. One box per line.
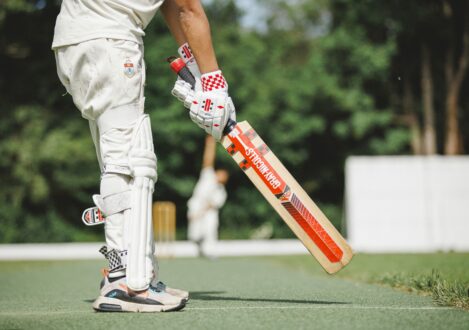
421, 44, 437, 155
0, 1, 102, 242
442, 0, 469, 154
330, 0, 469, 155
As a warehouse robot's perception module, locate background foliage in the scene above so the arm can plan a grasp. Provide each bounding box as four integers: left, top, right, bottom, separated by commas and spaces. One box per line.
1, 0, 468, 242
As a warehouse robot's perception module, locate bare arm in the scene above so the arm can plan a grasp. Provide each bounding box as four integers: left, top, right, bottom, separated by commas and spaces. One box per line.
202, 135, 216, 169
160, 0, 219, 73
163, 0, 235, 141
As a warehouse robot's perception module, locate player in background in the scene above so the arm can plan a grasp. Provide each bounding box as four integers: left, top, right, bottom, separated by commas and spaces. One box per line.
52, 0, 236, 312
188, 135, 229, 258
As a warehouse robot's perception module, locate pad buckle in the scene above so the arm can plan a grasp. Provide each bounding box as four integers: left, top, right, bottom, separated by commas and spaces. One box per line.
82, 207, 106, 226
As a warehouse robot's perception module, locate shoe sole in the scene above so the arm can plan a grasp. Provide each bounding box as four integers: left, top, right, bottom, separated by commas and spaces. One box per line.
92, 296, 186, 313
165, 290, 189, 303
175, 295, 189, 303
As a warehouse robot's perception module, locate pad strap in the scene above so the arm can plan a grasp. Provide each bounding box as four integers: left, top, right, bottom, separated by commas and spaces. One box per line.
103, 164, 132, 176
81, 190, 131, 226
99, 246, 128, 273
93, 191, 131, 216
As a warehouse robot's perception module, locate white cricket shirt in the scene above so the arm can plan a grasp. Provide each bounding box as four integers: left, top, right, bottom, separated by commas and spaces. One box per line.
52, 0, 164, 49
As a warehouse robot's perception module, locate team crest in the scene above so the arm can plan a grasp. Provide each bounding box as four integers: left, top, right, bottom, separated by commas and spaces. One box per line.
124, 58, 135, 78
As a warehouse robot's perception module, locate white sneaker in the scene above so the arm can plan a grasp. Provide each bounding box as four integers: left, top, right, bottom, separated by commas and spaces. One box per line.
93, 275, 185, 312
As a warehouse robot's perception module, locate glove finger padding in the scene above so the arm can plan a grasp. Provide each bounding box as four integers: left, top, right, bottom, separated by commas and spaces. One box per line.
227, 97, 236, 122
189, 92, 233, 141
171, 80, 192, 104
171, 64, 237, 140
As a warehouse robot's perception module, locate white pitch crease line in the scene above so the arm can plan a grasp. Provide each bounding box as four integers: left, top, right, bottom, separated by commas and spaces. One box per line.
0, 311, 91, 316
187, 305, 454, 311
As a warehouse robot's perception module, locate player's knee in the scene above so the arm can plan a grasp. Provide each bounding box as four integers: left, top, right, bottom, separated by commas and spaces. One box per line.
129, 149, 157, 182
128, 115, 157, 182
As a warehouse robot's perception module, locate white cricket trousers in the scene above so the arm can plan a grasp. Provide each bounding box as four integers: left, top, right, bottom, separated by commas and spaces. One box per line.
54, 39, 159, 288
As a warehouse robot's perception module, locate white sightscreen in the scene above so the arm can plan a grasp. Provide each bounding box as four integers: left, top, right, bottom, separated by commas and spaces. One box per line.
345, 156, 469, 252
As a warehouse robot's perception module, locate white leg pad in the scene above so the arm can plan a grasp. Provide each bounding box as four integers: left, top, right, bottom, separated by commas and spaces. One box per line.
126, 115, 158, 291
100, 173, 132, 278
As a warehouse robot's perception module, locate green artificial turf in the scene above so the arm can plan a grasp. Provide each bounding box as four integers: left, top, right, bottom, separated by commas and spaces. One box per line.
1, 254, 468, 330
270, 253, 469, 309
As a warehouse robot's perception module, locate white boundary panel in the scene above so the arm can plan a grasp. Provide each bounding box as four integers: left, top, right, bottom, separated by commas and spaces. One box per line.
345, 156, 469, 252
0, 240, 308, 260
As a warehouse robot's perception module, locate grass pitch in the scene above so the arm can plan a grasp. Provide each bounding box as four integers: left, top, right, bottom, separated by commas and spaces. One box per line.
1, 254, 468, 330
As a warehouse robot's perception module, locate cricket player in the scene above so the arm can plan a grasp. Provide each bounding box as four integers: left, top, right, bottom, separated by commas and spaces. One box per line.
188, 135, 228, 258
52, 0, 236, 312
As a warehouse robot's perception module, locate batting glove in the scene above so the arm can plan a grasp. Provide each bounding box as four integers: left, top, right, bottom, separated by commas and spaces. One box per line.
176, 42, 202, 92
172, 64, 236, 140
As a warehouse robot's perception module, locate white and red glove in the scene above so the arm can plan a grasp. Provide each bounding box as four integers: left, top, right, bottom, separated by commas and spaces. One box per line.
177, 43, 202, 92
171, 44, 236, 141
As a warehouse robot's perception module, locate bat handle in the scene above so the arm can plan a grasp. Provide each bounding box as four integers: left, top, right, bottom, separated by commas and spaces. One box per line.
223, 118, 237, 135
167, 56, 237, 135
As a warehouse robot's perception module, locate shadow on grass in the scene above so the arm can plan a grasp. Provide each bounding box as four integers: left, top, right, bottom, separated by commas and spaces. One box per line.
190, 291, 348, 305
84, 291, 348, 305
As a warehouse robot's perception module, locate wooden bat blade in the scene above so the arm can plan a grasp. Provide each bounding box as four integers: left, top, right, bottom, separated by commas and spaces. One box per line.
221, 121, 353, 273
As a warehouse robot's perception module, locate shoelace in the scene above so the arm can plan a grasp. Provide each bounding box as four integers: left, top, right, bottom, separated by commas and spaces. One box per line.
155, 281, 166, 291
149, 281, 166, 293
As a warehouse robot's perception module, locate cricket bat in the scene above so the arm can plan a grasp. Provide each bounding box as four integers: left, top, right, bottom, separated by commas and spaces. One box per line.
168, 57, 353, 273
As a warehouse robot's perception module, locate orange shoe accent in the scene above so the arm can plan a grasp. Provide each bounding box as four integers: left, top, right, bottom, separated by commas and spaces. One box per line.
124, 284, 150, 299
100, 268, 110, 278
